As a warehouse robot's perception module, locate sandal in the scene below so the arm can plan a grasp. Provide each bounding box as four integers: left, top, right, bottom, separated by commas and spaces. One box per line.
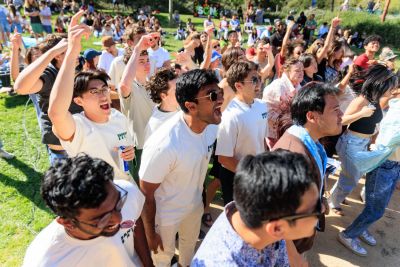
202, 213, 213, 228
342, 199, 349, 205
332, 207, 345, 216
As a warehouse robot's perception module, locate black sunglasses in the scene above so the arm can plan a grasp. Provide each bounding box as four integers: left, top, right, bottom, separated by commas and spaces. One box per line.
195, 89, 224, 102
262, 198, 322, 224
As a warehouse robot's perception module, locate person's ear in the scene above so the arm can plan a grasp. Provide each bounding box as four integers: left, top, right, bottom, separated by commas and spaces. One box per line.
265, 220, 285, 239
160, 92, 167, 101
73, 96, 84, 107
184, 101, 197, 114
56, 217, 75, 231
234, 81, 243, 92
305, 110, 317, 124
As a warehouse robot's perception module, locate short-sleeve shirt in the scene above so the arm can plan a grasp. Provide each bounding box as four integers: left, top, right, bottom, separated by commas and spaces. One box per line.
216, 98, 268, 161
354, 53, 370, 69
139, 112, 217, 226
22, 180, 145, 267
38, 64, 83, 145
24, 6, 41, 24
98, 48, 124, 74
60, 109, 135, 182
144, 106, 178, 142
192, 202, 290, 267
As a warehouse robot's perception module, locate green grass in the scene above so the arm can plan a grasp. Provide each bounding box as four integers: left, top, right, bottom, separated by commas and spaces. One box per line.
0, 10, 399, 266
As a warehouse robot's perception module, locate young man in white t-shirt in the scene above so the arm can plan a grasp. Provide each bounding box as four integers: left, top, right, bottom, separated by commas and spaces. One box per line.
147, 32, 171, 75
144, 67, 179, 141
23, 155, 152, 267
98, 36, 124, 73
139, 69, 224, 267
48, 12, 135, 182
108, 25, 146, 89
216, 61, 268, 204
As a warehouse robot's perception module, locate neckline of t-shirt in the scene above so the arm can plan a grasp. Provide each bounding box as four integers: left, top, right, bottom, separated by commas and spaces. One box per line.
82, 110, 112, 125
59, 221, 108, 245
180, 112, 207, 137
233, 97, 256, 109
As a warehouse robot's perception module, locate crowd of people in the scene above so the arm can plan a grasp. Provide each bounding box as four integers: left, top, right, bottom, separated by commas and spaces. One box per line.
0, 1, 399, 266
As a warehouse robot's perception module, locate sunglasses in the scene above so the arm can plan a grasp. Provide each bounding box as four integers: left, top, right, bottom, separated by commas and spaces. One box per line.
213, 44, 220, 49
262, 198, 322, 224
242, 76, 261, 86
195, 89, 224, 102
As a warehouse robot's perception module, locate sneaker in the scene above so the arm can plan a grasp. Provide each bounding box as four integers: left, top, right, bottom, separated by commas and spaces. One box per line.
337, 232, 367, 256
359, 230, 377, 246
0, 149, 14, 159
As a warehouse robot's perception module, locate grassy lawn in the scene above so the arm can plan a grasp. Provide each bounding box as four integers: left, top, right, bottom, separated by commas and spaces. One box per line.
0, 10, 399, 266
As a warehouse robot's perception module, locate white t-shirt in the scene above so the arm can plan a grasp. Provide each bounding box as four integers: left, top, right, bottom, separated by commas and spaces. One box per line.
147, 47, 170, 74
139, 112, 218, 226
108, 55, 126, 89
60, 109, 135, 182
144, 106, 179, 142
40, 6, 52, 26
22, 180, 145, 267
216, 97, 268, 162
98, 48, 124, 74
119, 81, 156, 150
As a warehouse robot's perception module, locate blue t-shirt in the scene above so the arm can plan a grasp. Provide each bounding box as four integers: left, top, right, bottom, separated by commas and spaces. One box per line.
192, 202, 290, 267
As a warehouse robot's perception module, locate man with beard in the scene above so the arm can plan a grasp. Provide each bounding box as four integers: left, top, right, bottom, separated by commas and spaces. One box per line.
139, 69, 224, 267
273, 82, 343, 265
22, 155, 152, 267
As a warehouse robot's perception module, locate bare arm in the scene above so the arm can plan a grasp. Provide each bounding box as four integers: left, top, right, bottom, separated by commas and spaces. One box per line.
218, 155, 239, 173
119, 34, 154, 98
200, 26, 214, 69
10, 32, 22, 82
48, 12, 90, 141
337, 64, 355, 93
133, 217, 154, 267
139, 180, 164, 254
316, 17, 340, 64
341, 96, 375, 125
279, 21, 295, 59
14, 40, 68, 95
286, 239, 309, 267
260, 44, 274, 81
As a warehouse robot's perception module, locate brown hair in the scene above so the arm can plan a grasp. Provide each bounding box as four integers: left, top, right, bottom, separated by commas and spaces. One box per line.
226, 61, 258, 92
222, 47, 246, 72
145, 68, 177, 103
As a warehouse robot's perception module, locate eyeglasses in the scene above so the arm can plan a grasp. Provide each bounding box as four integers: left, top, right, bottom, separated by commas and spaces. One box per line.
213, 44, 220, 49
242, 76, 261, 86
195, 89, 224, 102
72, 183, 128, 230
262, 198, 322, 224
89, 87, 111, 96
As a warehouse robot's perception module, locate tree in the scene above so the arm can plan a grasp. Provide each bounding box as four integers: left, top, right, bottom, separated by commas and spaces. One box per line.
381, 0, 391, 22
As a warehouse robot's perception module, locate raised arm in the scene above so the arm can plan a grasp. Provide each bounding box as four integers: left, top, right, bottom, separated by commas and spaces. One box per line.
48, 11, 90, 141
260, 44, 275, 81
337, 63, 355, 93
316, 17, 340, 64
341, 95, 375, 125
279, 21, 295, 59
10, 31, 23, 82
119, 34, 154, 98
200, 26, 214, 69
14, 39, 67, 95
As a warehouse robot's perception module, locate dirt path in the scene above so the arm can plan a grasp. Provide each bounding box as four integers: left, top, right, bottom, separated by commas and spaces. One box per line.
202, 171, 400, 267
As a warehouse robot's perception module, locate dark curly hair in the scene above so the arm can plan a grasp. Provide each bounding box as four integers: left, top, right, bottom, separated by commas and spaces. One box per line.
145, 68, 177, 104
41, 154, 114, 218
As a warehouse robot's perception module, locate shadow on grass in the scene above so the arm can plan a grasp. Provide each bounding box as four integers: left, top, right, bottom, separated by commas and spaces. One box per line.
0, 157, 49, 213
4, 95, 30, 109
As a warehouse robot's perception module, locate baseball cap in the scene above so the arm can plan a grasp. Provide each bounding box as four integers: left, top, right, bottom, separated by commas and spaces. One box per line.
379, 48, 397, 61
102, 36, 116, 49
83, 48, 102, 61
211, 50, 221, 63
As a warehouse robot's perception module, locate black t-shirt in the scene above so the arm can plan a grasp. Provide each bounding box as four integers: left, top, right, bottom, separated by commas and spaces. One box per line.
38, 64, 83, 145
24, 6, 42, 24
300, 73, 324, 87
270, 32, 283, 49
317, 58, 327, 82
